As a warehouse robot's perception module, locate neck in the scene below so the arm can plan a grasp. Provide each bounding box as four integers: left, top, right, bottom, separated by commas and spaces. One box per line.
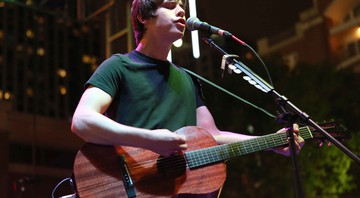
135, 37, 173, 61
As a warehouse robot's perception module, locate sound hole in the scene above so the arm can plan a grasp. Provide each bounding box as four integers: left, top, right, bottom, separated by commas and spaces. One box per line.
157, 154, 186, 178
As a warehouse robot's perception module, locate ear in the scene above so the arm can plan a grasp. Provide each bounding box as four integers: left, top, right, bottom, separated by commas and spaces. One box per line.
137, 15, 148, 25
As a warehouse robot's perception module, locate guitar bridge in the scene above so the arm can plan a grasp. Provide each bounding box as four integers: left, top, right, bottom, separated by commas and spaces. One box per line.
117, 155, 136, 198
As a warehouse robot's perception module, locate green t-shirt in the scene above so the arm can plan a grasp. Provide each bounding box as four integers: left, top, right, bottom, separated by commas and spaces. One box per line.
86, 50, 203, 131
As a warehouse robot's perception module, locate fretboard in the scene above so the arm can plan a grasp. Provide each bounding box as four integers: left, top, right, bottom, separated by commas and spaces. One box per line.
185, 126, 313, 169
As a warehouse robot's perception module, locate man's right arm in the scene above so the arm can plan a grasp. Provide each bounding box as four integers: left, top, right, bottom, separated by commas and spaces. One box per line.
71, 86, 187, 156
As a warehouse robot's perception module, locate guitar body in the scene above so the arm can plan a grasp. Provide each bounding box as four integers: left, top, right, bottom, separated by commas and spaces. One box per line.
73, 122, 345, 197
73, 126, 226, 197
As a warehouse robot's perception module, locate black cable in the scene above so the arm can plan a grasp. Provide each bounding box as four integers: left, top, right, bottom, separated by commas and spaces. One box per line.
231, 35, 274, 87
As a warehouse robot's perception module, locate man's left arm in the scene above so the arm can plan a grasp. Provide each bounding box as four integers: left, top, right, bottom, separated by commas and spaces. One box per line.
196, 106, 304, 156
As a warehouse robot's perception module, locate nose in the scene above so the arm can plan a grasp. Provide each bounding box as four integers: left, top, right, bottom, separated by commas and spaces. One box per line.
176, 5, 185, 18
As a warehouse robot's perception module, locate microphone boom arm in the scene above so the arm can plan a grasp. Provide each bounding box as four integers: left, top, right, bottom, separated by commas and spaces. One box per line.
202, 36, 360, 163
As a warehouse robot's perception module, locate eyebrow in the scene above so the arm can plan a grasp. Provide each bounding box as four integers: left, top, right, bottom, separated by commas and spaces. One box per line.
165, 0, 183, 5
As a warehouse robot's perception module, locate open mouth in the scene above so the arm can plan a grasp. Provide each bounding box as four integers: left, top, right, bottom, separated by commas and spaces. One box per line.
175, 18, 186, 27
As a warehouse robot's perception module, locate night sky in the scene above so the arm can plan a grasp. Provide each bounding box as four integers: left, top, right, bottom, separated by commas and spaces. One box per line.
196, 0, 314, 43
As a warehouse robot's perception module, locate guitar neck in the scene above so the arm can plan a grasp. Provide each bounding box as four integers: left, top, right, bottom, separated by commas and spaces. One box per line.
185, 126, 313, 169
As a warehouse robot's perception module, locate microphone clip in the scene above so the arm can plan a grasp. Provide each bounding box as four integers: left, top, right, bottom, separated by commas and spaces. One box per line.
221, 54, 240, 78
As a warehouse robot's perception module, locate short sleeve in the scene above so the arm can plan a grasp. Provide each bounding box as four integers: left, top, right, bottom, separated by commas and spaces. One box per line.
85, 55, 123, 98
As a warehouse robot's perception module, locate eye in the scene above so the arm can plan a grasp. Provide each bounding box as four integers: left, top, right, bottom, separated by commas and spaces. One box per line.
161, 2, 177, 10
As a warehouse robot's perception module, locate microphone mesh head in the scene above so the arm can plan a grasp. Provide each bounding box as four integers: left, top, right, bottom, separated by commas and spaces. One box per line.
186, 17, 200, 31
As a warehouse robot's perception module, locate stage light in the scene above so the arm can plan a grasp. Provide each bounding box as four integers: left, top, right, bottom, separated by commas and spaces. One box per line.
173, 39, 183, 48
4, 91, 11, 100
60, 87, 67, 95
57, 69, 67, 78
356, 27, 360, 38
26, 29, 34, 38
37, 47, 45, 56
189, 0, 200, 59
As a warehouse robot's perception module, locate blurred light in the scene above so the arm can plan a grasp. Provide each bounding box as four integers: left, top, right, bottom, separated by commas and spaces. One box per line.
72, 29, 81, 37
37, 47, 45, 56
90, 57, 97, 64
189, 0, 197, 17
26, 29, 34, 38
245, 52, 253, 60
91, 64, 98, 72
357, 27, 360, 38
247, 124, 254, 134
0, 90, 3, 100
81, 25, 90, 33
16, 44, 23, 52
82, 55, 91, 64
25, 0, 33, 6
26, 88, 33, 97
57, 69, 67, 78
56, 18, 64, 24
167, 50, 172, 62
4, 92, 11, 100
173, 39, 183, 48
191, 31, 200, 59
27, 47, 33, 55
0, 2, 5, 8
59, 87, 67, 95
189, 0, 200, 59
37, 16, 45, 25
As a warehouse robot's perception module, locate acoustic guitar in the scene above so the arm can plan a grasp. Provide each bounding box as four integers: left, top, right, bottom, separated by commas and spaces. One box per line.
73, 123, 347, 197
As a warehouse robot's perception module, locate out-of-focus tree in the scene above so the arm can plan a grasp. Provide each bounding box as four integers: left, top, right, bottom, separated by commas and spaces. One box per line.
200, 57, 360, 197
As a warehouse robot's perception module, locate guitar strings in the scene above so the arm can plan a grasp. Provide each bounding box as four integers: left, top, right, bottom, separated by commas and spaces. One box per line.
127, 154, 188, 170
123, 128, 312, 174
126, 156, 189, 177
139, 128, 311, 169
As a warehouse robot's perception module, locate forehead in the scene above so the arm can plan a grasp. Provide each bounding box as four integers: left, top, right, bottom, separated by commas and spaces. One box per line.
163, 0, 184, 4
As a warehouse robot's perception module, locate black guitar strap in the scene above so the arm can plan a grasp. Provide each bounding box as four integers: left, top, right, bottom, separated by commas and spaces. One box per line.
181, 67, 276, 118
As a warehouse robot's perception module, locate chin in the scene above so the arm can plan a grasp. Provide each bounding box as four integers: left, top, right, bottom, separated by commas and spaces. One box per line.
170, 33, 184, 41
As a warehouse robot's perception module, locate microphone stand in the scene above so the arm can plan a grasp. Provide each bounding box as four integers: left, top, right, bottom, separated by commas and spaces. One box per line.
201, 36, 360, 197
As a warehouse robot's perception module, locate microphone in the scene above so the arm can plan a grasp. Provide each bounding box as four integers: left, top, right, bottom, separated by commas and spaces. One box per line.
186, 17, 232, 38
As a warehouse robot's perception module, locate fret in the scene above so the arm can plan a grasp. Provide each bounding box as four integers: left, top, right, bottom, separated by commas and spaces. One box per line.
186, 151, 197, 168
235, 143, 241, 155
271, 135, 276, 146
280, 133, 287, 144
254, 139, 261, 150
248, 141, 254, 153
219, 146, 229, 160
235, 143, 241, 156
207, 147, 218, 162
226, 146, 232, 158
211, 147, 222, 161
249, 140, 254, 152
256, 139, 261, 150
243, 141, 253, 154
205, 147, 215, 164
186, 126, 313, 169
264, 138, 269, 148
264, 135, 273, 148
300, 126, 313, 139
230, 143, 241, 158
242, 142, 248, 154
257, 137, 268, 151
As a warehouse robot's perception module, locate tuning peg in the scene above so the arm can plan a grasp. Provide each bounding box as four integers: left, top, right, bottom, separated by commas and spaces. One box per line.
319, 141, 324, 147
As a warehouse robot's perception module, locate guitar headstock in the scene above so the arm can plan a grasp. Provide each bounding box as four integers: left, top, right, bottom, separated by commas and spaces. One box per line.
306, 121, 351, 146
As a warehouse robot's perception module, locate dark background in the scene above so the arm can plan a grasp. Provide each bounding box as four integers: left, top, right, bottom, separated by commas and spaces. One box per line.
196, 0, 313, 43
